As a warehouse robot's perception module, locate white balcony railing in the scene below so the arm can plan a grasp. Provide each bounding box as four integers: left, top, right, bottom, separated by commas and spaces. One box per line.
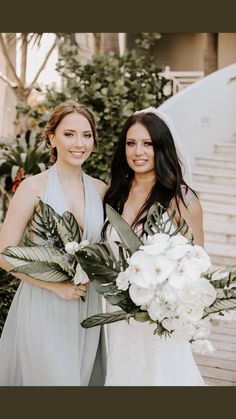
160, 66, 204, 95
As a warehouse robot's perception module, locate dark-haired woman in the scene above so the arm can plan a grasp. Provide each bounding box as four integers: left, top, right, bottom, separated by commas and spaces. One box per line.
0, 100, 107, 386
103, 109, 205, 386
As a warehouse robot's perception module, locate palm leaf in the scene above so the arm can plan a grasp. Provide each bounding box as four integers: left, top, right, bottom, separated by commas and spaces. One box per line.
203, 298, 236, 317
78, 243, 136, 312
30, 199, 64, 247
62, 211, 81, 243
144, 202, 190, 238
106, 204, 142, 254
2, 245, 75, 277
10, 262, 69, 282
205, 266, 236, 288
81, 310, 136, 328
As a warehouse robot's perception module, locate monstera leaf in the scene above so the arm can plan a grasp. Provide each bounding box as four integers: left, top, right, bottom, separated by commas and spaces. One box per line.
144, 202, 191, 239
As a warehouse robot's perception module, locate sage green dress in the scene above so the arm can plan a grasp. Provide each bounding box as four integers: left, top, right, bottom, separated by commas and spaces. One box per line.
0, 164, 107, 386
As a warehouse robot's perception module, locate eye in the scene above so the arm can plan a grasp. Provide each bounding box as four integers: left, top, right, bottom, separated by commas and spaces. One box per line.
84, 133, 92, 139
144, 141, 153, 146
126, 141, 135, 147
64, 132, 73, 137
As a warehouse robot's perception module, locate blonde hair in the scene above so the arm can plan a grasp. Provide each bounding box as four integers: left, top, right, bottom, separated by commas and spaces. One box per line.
42, 100, 98, 162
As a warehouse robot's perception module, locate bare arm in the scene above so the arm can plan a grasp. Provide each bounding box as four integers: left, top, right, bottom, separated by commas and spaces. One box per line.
91, 177, 108, 200
0, 176, 86, 301
171, 189, 204, 247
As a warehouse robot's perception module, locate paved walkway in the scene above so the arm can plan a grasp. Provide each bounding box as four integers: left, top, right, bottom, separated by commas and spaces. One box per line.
193, 318, 236, 386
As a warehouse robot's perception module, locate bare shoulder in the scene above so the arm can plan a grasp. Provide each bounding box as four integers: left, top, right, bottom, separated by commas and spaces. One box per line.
170, 187, 203, 221
89, 176, 108, 200
17, 170, 49, 200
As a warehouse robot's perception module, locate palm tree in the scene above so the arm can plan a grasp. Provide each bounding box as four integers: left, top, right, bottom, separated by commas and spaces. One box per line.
0, 33, 59, 136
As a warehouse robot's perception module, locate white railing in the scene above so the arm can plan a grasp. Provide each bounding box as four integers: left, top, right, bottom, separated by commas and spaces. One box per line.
157, 63, 236, 165
160, 66, 204, 95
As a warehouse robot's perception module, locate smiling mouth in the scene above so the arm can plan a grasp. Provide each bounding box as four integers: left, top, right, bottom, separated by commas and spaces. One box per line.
69, 151, 85, 157
133, 159, 148, 164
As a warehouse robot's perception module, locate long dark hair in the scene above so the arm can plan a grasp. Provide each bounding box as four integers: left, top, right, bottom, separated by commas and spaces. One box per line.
102, 112, 197, 237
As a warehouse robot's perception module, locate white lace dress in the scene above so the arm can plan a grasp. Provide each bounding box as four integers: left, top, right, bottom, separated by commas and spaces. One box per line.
104, 221, 205, 386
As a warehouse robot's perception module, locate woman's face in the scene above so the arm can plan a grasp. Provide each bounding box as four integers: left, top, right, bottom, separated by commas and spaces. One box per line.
49, 112, 94, 166
125, 122, 155, 175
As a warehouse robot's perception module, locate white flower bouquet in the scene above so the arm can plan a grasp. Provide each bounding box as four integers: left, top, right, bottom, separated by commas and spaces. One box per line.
1, 199, 89, 298
78, 202, 236, 354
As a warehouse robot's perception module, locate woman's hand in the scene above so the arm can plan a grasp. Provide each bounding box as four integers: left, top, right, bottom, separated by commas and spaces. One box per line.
50, 280, 88, 301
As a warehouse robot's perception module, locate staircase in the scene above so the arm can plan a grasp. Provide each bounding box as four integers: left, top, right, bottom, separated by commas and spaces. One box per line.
192, 134, 236, 268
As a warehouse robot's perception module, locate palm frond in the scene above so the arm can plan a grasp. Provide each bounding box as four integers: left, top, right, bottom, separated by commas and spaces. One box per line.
81, 310, 135, 328
144, 202, 190, 238
203, 298, 236, 317
11, 262, 70, 282
204, 266, 236, 288
78, 243, 136, 312
62, 211, 81, 243
30, 199, 64, 247
2, 245, 74, 277
106, 204, 142, 254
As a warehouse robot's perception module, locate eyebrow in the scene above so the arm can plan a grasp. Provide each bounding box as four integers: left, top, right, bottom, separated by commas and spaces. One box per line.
63, 129, 93, 133
126, 137, 152, 141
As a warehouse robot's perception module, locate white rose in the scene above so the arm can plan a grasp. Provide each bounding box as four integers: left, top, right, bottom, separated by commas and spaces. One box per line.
129, 283, 155, 306
116, 271, 129, 291
73, 262, 89, 285
191, 339, 216, 355
65, 241, 80, 255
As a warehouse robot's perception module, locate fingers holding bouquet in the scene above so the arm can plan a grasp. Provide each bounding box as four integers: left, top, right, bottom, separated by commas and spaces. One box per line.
50, 280, 88, 301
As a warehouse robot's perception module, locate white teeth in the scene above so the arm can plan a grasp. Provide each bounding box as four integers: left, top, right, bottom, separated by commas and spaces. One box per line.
70, 151, 84, 156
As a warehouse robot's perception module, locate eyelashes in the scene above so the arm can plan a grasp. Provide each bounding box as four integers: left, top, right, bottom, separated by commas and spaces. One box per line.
126, 141, 153, 147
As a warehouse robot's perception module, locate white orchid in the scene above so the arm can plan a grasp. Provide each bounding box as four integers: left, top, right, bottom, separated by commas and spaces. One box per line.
191, 339, 216, 355
147, 296, 175, 322
178, 302, 204, 322
187, 245, 212, 273
165, 234, 192, 260
72, 262, 89, 285
116, 271, 130, 291
65, 241, 80, 255
129, 283, 155, 306
140, 233, 170, 255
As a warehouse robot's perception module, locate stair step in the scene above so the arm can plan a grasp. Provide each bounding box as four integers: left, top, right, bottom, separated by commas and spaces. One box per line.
205, 242, 236, 266
192, 167, 236, 186
214, 143, 236, 154
202, 202, 236, 223
204, 221, 236, 244
195, 155, 236, 170
194, 183, 236, 205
